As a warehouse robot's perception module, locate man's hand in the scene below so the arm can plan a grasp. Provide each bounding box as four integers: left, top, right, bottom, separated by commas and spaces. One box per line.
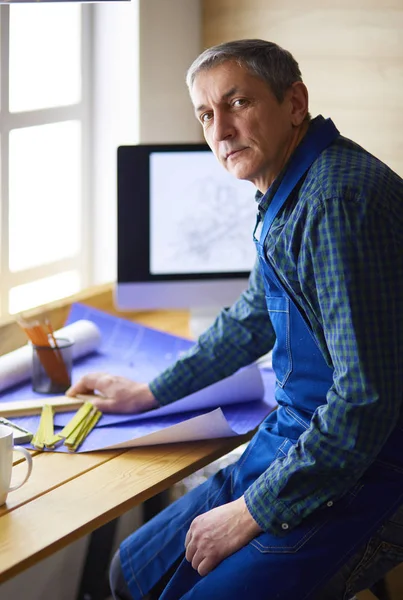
185, 496, 262, 576
66, 373, 159, 414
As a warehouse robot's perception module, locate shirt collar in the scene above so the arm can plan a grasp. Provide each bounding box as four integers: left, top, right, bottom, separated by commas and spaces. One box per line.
256, 115, 327, 215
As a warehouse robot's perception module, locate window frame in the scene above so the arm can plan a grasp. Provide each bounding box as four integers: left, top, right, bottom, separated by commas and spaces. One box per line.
0, 4, 93, 318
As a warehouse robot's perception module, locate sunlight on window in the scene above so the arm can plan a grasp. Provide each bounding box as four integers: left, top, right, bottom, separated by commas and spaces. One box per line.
9, 120, 81, 272
9, 4, 81, 112
9, 270, 80, 314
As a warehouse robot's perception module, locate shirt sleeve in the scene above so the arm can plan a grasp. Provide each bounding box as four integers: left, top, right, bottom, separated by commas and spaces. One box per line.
149, 258, 276, 406
245, 194, 403, 535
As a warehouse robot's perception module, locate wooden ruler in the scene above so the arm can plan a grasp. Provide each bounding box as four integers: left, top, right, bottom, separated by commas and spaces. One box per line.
0, 394, 98, 418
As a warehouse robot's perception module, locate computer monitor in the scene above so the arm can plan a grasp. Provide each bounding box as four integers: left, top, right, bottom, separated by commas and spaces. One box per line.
115, 143, 257, 311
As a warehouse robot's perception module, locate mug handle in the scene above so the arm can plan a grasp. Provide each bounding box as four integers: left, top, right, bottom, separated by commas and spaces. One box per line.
9, 446, 33, 492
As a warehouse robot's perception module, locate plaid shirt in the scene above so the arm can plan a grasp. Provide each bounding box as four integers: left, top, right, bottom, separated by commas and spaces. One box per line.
150, 116, 403, 535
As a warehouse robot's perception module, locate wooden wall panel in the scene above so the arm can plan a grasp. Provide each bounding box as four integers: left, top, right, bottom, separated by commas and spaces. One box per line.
202, 0, 403, 175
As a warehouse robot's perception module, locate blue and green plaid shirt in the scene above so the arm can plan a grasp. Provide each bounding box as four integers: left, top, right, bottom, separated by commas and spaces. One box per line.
150, 116, 403, 535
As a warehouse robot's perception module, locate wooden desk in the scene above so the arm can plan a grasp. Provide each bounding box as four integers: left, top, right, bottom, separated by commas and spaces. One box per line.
0, 435, 251, 585
0, 285, 251, 589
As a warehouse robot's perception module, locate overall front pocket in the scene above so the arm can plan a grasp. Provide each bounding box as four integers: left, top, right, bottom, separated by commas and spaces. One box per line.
266, 296, 292, 387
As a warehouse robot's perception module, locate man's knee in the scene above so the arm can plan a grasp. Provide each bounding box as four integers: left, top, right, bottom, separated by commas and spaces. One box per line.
109, 549, 133, 600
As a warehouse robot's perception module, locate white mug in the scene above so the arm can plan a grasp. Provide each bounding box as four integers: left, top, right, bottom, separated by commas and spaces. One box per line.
0, 424, 33, 506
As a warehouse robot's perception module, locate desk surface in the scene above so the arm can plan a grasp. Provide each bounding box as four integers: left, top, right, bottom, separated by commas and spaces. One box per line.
0, 300, 252, 585
0, 435, 250, 584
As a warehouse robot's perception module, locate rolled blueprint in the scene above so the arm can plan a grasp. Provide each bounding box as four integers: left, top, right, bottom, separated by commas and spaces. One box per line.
0, 320, 102, 393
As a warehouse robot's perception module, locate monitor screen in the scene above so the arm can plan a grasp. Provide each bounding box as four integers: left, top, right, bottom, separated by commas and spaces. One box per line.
115, 143, 257, 310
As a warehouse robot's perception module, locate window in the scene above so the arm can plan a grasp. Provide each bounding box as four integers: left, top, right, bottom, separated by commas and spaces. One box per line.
0, 4, 91, 318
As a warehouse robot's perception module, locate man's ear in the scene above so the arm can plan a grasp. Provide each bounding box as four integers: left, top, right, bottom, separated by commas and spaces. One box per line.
288, 81, 309, 126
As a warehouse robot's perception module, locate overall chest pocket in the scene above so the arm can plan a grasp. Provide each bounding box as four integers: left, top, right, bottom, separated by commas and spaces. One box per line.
266, 296, 292, 387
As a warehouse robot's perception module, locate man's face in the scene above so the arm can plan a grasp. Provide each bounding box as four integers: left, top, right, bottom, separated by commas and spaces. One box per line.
191, 60, 302, 193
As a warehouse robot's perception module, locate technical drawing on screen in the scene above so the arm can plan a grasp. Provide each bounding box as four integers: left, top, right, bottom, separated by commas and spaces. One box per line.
116, 143, 257, 311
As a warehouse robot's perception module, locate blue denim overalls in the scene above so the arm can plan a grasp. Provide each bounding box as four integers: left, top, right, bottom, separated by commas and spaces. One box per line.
119, 119, 403, 599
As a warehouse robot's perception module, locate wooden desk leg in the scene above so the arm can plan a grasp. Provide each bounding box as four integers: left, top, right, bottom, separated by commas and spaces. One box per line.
75, 491, 171, 600
143, 489, 171, 523
370, 578, 391, 599
75, 519, 118, 600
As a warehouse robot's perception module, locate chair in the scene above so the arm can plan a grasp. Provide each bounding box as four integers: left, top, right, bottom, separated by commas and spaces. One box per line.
370, 578, 391, 600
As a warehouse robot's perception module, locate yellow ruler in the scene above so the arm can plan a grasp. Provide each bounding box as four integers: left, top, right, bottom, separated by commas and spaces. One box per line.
31, 401, 102, 452
0, 394, 100, 418
31, 404, 60, 450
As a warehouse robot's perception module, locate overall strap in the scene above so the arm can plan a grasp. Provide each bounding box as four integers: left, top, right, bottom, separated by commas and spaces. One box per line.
260, 118, 340, 242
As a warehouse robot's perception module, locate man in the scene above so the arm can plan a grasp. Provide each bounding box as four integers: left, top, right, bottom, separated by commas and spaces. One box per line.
67, 40, 403, 599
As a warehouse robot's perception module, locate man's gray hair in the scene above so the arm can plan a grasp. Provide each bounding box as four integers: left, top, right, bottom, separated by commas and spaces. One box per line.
186, 39, 304, 103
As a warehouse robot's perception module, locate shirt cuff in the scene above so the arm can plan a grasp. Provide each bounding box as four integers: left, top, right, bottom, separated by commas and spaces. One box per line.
244, 479, 300, 536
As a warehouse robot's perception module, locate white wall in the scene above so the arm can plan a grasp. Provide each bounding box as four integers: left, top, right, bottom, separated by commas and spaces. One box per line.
138, 0, 202, 143
91, 0, 139, 287
0, 508, 142, 600
92, 0, 202, 285
0, 536, 90, 600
